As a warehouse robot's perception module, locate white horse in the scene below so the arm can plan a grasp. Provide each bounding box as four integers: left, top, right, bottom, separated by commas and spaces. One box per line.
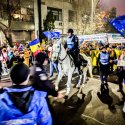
51, 40, 89, 96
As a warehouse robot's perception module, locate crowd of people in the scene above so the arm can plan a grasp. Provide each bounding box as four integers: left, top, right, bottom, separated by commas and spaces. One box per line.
0, 44, 32, 78
0, 42, 59, 80
0, 28, 125, 124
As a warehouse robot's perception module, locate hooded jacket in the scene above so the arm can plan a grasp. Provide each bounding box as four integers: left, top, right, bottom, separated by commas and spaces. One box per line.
0, 85, 52, 125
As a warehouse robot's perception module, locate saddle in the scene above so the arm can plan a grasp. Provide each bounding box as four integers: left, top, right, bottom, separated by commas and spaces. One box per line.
68, 52, 88, 67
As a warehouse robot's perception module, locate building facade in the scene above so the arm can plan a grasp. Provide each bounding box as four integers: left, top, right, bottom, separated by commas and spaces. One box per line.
0, 0, 35, 44
40, 0, 84, 35
39, 0, 99, 36
0, 0, 98, 44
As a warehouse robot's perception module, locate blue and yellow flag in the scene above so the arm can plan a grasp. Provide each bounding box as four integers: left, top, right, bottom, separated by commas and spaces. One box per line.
29, 38, 40, 52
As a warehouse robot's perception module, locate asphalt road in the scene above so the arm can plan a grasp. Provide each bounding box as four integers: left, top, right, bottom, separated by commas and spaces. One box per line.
49, 75, 125, 125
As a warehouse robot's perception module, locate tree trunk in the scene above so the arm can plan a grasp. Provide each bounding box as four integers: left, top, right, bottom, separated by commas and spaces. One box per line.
4, 30, 13, 47
5, 0, 13, 47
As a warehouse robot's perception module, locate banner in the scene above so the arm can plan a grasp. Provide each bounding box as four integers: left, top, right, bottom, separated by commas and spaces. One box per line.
108, 33, 125, 43
78, 33, 107, 44
117, 60, 125, 67
79, 33, 125, 44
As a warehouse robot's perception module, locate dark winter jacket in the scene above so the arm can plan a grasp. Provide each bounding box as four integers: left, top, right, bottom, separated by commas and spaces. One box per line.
8, 56, 24, 68
31, 63, 58, 97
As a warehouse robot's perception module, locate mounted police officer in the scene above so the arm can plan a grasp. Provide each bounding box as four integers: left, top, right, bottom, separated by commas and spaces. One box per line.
64, 29, 81, 74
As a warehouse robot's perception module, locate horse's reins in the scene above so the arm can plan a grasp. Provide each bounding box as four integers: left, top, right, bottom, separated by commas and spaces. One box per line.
52, 44, 68, 71
52, 44, 74, 71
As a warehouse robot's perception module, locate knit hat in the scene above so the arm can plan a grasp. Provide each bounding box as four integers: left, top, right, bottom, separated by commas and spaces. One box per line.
10, 63, 30, 84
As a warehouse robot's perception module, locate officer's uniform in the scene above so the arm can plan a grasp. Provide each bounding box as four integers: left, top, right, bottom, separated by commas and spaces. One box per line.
65, 34, 80, 70
97, 51, 110, 84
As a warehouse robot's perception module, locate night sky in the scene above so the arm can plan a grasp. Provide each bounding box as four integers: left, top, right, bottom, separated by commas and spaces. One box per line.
99, 0, 125, 16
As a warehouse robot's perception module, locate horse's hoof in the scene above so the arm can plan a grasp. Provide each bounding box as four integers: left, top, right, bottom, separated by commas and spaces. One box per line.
55, 86, 58, 91
76, 84, 80, 88
64, 95, 68, 100
91, 76, 93, 78
82, 84, 85, 88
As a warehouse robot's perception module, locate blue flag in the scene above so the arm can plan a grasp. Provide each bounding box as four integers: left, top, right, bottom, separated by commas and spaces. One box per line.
51, 32, 60, 38
43, 31, 60, 39
110, 15, 125, 37
43, 31, 53, 40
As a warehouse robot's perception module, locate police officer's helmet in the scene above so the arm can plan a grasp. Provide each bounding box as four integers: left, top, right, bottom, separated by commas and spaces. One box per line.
67, 29, 74, 34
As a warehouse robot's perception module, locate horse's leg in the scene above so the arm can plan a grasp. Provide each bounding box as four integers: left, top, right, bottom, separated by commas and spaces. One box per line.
55, 72, 63, 91
88, 64, 93, 78
76, 73, 83, 88
66, 72, 73, 95
88, 58, 93, 78
82, 67, 88, 86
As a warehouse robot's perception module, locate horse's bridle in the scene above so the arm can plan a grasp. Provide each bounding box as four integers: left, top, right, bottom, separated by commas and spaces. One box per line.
52, 44, 68, 62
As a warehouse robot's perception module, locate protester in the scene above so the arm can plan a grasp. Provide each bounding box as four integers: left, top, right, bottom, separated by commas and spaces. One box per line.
48, 45, 59, 77
31, 52, 63, 98
0, 49, 8, 75
18, 44, 24, 51
8, 47, 14, 60
31, 52, 63, 125
24, 48, 30, 66
29, 50, 34, 66
33, 45, 42, 58
0, 63, 52, 125
19, 51, 25, 63
108, 47, 117, 72
8, 50, 24, 68
116, 49, 125, 100
0, 61, 2, 80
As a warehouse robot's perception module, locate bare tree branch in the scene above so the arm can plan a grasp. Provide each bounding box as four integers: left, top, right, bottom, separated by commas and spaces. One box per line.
11, 0, 23, 14
0, 22, 8, 29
